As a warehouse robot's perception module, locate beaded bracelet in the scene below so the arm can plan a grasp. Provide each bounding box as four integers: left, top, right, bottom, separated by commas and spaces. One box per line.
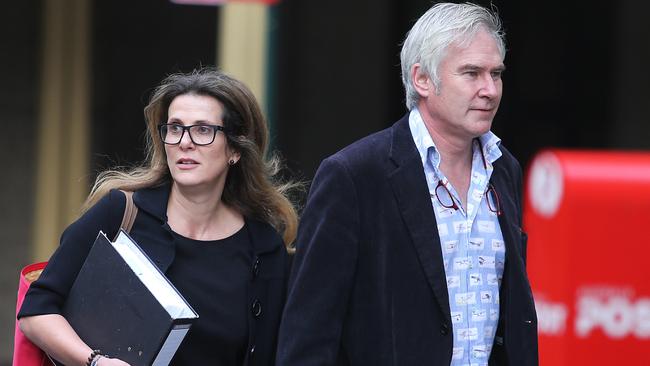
90, 355, 104, 366
86, 349, 102, 366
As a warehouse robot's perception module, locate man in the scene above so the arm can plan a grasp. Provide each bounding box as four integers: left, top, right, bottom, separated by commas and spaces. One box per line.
277, 3, 538, 365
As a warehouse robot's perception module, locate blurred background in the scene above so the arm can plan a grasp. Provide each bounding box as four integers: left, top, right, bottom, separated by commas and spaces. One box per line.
2, 0, 649, 364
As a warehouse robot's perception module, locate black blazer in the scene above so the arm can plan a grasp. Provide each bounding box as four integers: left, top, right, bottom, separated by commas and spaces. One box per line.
19, 183, 288, 366
277, 115, 538, 365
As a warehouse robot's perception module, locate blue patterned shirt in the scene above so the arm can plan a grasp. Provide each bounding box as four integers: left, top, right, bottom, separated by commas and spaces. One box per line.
409, 109, 506, 366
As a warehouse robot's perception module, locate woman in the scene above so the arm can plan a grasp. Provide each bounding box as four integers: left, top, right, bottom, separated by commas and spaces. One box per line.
18, 68, 299, 366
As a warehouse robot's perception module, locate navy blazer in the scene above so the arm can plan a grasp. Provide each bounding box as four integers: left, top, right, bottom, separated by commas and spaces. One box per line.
277, 115, 538, 365
19, 183, 288, 366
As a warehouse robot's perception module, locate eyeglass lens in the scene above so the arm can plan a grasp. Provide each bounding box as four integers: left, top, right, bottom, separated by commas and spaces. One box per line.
486, 185, 501, 215
435, 182, 458, 209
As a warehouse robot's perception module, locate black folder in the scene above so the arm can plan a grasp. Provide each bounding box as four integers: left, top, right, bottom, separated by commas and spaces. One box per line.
59, 230, 198, 366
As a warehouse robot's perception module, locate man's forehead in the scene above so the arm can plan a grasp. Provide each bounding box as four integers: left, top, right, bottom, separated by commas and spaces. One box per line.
441, 33, 504, 67
456, 62, 506, 71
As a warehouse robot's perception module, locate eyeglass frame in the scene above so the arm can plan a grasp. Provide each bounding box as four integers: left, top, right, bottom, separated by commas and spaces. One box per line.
431, 137, 502, 215
158, 123, 225, 146
433, 180, 502, 216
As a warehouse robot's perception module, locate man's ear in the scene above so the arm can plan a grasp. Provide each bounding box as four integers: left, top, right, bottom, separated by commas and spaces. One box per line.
411, 63, 432, 98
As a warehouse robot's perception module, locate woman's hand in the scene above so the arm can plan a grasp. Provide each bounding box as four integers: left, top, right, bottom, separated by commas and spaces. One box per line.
97, 356, 131, 365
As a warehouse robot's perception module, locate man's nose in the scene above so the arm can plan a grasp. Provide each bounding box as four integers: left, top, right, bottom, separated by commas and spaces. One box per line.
478, 75, 500, 98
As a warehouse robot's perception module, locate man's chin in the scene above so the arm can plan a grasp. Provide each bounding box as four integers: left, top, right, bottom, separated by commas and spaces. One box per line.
470, 119, 493, 135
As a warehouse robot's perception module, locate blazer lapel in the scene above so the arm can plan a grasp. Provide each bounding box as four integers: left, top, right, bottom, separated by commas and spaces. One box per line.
491, 157, 531, 330
387, 115, 451, 322
491, 160, 526, 272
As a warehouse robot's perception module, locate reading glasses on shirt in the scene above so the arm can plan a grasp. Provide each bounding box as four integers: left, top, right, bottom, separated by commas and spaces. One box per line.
434, 180, 503, 216
159, 123, 225, 146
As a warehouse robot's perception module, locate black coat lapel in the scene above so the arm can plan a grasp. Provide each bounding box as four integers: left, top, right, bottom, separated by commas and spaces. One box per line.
491, 159, 526, 272
387, 115, 451, 322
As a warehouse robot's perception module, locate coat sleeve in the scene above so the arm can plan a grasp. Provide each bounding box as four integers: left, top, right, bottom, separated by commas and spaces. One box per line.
17, 190, 126, 318
276, 156, 360, 366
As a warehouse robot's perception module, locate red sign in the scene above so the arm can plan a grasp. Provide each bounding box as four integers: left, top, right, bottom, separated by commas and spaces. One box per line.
525, 150, 650, 364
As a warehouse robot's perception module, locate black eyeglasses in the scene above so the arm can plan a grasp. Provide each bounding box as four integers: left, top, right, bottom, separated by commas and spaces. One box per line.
159, 124, 225, 146
433, 181, 502, 216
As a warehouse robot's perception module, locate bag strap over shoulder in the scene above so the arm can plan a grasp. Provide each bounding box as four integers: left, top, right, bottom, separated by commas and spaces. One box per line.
118, 190, 138, 234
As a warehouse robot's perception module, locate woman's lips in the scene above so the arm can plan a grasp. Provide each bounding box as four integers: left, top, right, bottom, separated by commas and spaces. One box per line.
176, 158, 199, 169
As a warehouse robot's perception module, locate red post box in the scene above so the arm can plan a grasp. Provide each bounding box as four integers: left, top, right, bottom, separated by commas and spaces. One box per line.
525, 150, 650, 364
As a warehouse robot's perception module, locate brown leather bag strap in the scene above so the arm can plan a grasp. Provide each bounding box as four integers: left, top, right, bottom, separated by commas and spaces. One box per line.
118, 190, 138, 233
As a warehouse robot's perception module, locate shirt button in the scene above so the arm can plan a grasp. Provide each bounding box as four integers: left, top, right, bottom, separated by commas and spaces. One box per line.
251, 299, 262, 318
252, 257, 260, 278
440, 323, 450, 335
250, 345, 255, 354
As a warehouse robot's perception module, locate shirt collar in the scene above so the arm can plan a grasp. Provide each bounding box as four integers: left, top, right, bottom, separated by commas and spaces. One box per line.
409, 108, 439, 170
132, 180, 283, 254
408, 108, 503, 170
477, 129, 502, 165
133, 181, 171, 222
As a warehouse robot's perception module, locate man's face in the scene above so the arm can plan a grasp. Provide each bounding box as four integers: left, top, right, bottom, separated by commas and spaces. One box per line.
417, 29, 505, 142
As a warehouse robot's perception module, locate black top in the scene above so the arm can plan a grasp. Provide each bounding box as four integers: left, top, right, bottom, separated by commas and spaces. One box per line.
168, 225, 253, 365
19, 184, 289, 366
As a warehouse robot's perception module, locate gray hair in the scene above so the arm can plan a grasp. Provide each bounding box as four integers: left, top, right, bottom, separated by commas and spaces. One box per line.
400, 2, 506, 110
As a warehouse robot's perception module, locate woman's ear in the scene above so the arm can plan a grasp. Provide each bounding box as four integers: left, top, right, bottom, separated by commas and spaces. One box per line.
228, 150, 241, 165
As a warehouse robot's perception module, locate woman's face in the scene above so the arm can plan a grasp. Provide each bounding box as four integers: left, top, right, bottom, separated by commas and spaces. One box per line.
163, 93, 239, 192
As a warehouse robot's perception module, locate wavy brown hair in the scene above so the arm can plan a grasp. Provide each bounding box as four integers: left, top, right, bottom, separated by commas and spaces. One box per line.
84, 68, 300, 245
